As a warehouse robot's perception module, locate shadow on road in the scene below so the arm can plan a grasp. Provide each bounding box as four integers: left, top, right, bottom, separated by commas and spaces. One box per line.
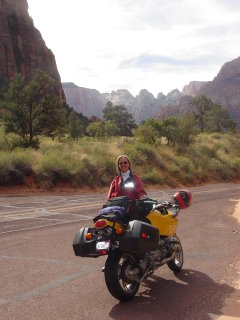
109, 269, 239, 320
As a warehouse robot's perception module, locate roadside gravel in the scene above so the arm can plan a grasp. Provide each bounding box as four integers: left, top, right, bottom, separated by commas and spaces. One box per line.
215, 201, 240, 320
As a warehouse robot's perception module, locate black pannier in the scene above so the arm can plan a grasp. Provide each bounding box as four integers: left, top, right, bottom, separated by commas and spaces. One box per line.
73, 227, 99, 257
119, 220, 159, 253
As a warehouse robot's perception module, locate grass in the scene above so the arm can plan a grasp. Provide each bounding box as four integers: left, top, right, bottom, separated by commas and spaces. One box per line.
1, 130, 240, 188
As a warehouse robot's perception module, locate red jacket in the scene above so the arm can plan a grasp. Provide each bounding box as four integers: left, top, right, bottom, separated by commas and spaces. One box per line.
106, 173, 147, 201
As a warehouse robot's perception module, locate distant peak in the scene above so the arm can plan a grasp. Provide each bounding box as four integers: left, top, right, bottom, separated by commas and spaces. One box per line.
62, 82, 79, 88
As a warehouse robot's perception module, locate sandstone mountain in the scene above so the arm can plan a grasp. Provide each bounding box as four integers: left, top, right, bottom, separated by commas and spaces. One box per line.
62, 82, 105, 119
63, 83, 186, 123
0, 0, 64, 98
182, 81, 206, 96
63, 56, 240, 125
103, 89, 159, 123
157, 56, 240, 125
199, 57, 240, 123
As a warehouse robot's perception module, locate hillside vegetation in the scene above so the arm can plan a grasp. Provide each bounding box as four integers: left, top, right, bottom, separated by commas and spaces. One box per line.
0, 73, 239, 190
0, 130, 240, 189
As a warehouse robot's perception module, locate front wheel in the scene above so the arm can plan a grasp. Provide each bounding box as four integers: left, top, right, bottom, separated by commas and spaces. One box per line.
104, 250, 140, 301
167, 235, 183, 272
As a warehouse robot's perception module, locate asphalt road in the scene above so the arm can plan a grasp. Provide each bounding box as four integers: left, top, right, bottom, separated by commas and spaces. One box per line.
0, 183, 240, 320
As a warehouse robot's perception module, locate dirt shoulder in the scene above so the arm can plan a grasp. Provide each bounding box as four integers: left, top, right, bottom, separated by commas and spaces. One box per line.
0, 185, 110, 196
0, 183, 170, 197
214, 201, 240, 320
232, 201, 240, 289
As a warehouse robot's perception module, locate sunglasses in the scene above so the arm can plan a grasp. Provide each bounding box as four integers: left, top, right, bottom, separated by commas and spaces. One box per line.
119, 161, 128, 165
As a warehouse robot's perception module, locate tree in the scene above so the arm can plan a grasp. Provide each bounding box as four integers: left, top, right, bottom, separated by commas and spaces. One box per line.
24, 70, 65, 140
205, 103, 237, 133
3, 70, 65, 144
144, 119, 162, 135
190, 95, 214, 133
104, 121, 119, 137
135, 121, 159, 144
64, 104, 90, 134
102, 101, 137, 136
160, 116, 178, 145
177, 113, 198, 145
3, 74, 28, 138
86, 121, 105, 138
68, 112, 84, 139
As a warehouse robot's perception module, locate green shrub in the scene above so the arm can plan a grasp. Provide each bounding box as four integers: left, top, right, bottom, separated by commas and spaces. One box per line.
136, 144, 159, 165
6, 136, 40, 150
1, 131, 240, 188
142, 168, 164, 184
123, 143, 148, 166
176, 156, 195, 174
0, 131, 9, 151
0, 151, 33, 185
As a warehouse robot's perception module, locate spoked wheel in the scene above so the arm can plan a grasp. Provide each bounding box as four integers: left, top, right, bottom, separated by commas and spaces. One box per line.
167, 234, 184, 272
104, 250, 140, 301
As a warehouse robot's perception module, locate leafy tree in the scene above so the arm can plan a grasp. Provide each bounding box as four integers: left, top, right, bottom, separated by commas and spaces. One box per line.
104, 121, 119, 136
160, 116, 178, 145
24, 70, 65, 140
68, 112, 84, 139
135, 121, 159, 144
86, 121, 105, 138
144, 119, 162, 135
2, 70, 65, 145
177, 113, 198, 145
3, 74, 28, 138
205, 103, 237, 133
190, 95, 214, 133
64, 104, 90, 134
102, 101, 137, 136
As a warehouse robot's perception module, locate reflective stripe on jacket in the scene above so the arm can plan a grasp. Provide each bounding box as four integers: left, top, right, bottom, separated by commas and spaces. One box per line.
106, 173, 147, 201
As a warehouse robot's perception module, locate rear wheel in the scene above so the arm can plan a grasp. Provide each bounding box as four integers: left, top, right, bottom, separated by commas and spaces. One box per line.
167, 235, 183, 272
105, 250, 140, 301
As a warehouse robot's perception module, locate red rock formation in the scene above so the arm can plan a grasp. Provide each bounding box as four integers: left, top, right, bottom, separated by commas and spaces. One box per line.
182, 81, 206, 97
0, 0, 64, 99
199, 57, 240, 124
157, 57, 240, 125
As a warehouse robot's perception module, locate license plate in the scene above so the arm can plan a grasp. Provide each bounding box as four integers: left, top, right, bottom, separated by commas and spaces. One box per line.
96, 240, 110, 251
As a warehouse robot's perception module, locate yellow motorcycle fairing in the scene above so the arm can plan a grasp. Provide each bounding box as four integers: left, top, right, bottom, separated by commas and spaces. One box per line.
146, 209, 178, 237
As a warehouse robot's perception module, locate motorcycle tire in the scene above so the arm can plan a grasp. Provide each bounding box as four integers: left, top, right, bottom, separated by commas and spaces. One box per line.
167, 235, 183, 273
104, 250, 140, 301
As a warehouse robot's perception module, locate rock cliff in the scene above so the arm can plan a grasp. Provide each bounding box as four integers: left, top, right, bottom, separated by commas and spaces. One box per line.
63, 85, 184, 123
157, 57, 240, 125
64, 56, 240, 125
62, 83, 105, 118
134, 89, 158, 123
0, 0, 64, 98
182, 81, 206, 96
199, 56, 240, 123
102, 89, 160, 123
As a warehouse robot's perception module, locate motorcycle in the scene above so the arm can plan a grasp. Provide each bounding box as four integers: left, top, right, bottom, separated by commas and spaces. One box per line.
73, 189, 192, 301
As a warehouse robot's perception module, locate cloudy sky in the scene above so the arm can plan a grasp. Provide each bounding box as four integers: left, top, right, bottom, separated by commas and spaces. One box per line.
28, 0, 240, 97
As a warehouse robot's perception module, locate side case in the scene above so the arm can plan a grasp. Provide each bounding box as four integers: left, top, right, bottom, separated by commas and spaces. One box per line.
73, 227, 99, 257
119, 220, 159, 253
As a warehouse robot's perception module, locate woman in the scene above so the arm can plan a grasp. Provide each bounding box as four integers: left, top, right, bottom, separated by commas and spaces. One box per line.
106, 155, 147, 201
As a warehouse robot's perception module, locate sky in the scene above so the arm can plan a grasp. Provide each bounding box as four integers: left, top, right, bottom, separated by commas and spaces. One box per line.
27, 0, 240, 97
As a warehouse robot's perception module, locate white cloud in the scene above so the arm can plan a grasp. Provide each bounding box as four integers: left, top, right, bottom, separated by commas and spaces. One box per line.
28, 0, 240, 96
